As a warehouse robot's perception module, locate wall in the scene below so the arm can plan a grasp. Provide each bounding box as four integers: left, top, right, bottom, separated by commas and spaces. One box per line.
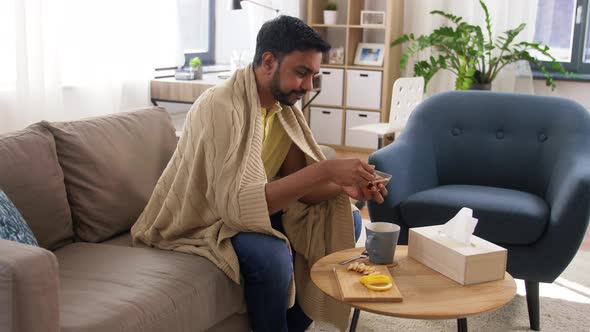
215, 1, 250, 65
215, 0, 305, 64
534, 80, 590, 110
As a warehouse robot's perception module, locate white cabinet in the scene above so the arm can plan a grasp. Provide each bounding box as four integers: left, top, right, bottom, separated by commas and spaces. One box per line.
311, 68, 343, 107
346, 70, 382, 110
345, 110, 380, 149
310, 107, 343, 145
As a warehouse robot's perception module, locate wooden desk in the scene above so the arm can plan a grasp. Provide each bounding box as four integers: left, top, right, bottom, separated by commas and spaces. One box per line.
150, 73, 228, 105
310, 246, 516, 332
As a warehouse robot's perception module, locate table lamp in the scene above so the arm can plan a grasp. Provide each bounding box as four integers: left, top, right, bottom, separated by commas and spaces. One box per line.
229, 0, 279, 15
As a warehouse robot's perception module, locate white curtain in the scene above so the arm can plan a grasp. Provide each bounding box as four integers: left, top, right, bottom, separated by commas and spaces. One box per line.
0, 0, 180, 134
401, 0, 538, 95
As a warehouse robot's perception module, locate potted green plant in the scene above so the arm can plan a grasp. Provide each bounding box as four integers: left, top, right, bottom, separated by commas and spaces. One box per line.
189, 56, 202, 79
391, 0, 569, 91
323, 2, 338, 25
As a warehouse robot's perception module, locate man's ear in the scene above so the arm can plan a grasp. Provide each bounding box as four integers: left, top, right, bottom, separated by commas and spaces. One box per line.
261, 52, 277, 73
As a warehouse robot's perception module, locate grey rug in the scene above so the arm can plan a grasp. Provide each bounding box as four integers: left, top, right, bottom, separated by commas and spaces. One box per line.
314, 221, 590, 331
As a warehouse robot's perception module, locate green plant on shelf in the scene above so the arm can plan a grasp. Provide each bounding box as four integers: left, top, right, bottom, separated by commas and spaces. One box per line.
390, 0, 569, 91
325, 2, 337, 11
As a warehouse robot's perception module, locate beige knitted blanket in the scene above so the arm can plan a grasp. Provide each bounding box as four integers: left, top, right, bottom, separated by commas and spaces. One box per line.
131, 64, 355, 331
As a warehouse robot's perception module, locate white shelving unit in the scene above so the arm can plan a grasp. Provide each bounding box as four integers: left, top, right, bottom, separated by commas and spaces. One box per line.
305, 0, 404, 151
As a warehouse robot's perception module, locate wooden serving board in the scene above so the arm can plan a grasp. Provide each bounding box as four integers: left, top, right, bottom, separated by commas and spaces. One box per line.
334, 265, 403, 302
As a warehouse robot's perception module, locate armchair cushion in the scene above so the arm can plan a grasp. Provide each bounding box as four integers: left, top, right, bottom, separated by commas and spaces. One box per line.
401, 185, 548, 245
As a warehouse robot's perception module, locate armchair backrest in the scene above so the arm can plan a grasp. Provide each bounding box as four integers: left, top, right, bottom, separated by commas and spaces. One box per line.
402, 91, 590, 196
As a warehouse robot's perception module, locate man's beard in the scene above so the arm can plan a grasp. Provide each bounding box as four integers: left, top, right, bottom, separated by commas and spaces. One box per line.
270, 69, 306, 106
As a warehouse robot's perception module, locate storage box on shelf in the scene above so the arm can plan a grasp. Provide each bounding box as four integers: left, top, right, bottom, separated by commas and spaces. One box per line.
313, 68, 344, 107
310, 107, 343, 145
346, 69, 382, 110
305, 0, 403, 151
345, 110, 380, 149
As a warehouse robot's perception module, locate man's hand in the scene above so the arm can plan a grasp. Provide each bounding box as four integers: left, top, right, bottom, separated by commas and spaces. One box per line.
342, 182, 388, 203
323, 158, 376, 188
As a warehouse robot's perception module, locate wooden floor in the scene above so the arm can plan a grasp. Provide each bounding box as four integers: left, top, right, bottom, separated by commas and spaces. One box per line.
333, 148, 590, 252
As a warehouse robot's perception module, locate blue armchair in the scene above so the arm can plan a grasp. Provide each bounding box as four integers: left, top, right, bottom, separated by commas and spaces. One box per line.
368, 91, 590, 331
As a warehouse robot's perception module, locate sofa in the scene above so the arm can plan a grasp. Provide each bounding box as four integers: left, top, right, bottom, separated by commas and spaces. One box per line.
0, 107, 250, 332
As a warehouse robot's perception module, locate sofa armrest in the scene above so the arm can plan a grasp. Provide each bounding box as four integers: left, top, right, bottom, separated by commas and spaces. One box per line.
0, 239, 60, 332
367, 137, 438, 238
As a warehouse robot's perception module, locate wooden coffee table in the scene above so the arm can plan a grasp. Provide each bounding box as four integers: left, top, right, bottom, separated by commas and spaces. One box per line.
310, 246, 516, 332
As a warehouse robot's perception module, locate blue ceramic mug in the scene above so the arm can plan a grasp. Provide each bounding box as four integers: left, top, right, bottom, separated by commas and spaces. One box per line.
365, 222, 400, 264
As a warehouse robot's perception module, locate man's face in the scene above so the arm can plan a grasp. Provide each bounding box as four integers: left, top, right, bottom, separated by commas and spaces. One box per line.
269, 50, 322, 106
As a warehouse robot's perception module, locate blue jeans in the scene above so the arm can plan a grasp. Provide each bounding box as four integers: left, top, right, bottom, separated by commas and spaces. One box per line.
231, 210, 362, 332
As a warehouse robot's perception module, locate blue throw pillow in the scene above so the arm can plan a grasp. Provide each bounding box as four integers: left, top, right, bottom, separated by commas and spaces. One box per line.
0, 190, 39, 246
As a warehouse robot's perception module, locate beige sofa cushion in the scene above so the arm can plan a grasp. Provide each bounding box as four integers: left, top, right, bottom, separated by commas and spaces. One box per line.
55, 242, 247, 332
42, 107, 176, 242
0, 124, 73, 250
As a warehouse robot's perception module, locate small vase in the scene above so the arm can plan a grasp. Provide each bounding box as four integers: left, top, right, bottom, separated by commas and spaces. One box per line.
468, 83, 491, 90
323, 10, 337, 25
189, 66, 203, 80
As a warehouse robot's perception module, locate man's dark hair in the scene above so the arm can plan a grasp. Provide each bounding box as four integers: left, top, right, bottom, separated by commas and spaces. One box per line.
253, 15, 331, 66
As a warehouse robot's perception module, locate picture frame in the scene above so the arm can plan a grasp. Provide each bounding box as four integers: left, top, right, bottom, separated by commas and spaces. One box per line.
360, 10, 385, 27
328, 46, 345, 65
353, 43, 385, 66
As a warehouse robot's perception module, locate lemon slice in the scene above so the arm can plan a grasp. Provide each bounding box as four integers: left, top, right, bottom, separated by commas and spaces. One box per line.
365, 282, 393, 291
359, 274, 394, 292
360, 274, 392, 285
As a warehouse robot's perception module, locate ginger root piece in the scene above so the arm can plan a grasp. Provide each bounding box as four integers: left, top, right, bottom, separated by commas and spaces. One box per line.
347, 262, 375, 274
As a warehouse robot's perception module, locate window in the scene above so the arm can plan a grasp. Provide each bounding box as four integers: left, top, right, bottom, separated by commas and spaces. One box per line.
0, 0, 216, 89
533, 0, 590, 75
180, 0, 216, 66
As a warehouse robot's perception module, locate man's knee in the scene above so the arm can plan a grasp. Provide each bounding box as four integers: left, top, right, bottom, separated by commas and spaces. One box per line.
353, 210, 362, 242
232, 233, 293, 284
265, 246, 293, 284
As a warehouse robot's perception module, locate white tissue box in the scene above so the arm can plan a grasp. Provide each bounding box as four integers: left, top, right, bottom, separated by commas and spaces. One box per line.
408, 225, 507, 285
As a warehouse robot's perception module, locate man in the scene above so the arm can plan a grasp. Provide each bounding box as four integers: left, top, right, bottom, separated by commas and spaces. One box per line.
132, 15, 387, 332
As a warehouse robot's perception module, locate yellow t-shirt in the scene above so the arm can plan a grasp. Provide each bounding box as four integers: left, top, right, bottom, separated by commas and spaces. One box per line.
261, 103, 293, 179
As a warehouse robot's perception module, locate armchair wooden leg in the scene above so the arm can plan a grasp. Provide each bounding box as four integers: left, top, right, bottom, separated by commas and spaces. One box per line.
525, 280, 540, 331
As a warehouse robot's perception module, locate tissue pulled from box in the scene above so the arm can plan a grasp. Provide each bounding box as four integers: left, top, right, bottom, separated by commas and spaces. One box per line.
441, 207, 478, 245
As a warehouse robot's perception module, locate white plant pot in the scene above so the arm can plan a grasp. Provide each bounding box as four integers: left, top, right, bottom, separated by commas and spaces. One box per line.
323, 10, 337, 25
189, 66, 203, 80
